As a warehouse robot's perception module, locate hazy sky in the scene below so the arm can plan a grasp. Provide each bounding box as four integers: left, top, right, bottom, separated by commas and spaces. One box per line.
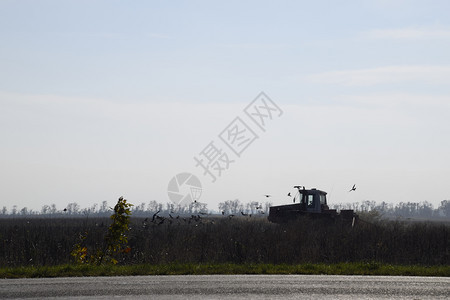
1, 0, 449, 212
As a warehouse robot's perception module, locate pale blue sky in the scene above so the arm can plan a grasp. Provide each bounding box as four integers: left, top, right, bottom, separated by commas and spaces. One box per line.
1, 1, 449, 211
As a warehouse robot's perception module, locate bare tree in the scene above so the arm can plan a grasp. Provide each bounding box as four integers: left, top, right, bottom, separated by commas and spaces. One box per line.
20, 207, 28, 215
439, 200, 450, 217
41, 205, 50, 215
66, 202, 80, 215
100, 201, 109, 213
147, 200, 159, 212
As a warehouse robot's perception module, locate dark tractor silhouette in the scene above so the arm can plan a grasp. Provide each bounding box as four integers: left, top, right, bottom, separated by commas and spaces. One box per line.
268, 186, 357, 225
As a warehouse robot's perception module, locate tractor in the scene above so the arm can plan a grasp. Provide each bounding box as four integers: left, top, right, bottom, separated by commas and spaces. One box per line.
268, 186, 357, 225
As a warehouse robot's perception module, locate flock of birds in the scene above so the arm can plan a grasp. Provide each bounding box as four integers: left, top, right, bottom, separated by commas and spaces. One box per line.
141, 204, 270, 228
267, 184, 357, 204
142, 210, 208, 226
142, 184, 358, 227
77, 185, 358, 226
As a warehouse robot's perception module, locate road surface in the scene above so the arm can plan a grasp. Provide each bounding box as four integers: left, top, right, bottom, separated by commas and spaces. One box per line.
1, 275, 449, 299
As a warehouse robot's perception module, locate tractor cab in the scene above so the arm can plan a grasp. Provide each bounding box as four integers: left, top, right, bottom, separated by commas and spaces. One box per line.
295, 186, 329, 213
268, 186, 334, 223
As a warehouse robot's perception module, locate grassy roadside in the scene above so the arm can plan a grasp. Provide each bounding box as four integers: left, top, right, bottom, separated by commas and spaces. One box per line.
1, 263, 449, 278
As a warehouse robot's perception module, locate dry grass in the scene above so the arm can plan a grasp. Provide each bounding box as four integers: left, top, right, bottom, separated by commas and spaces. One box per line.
0, 216, 448, 267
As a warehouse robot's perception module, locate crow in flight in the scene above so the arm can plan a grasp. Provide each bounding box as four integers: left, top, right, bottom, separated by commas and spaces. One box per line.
152, 210, 160, 222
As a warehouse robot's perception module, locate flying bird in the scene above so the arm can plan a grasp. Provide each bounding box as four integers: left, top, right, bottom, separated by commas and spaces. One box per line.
287, 192, 291, 197
264, 194, 271, 198
152, 210, 160, 222
348, 184, 356, 192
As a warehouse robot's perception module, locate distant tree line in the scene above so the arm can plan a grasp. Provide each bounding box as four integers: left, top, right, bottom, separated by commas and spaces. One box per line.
331, 200, 450, 220
0, 199, 271, 218
1, 199, 449, 220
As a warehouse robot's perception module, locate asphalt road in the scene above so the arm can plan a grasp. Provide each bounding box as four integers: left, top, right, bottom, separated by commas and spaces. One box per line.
1, 275, 449, 299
